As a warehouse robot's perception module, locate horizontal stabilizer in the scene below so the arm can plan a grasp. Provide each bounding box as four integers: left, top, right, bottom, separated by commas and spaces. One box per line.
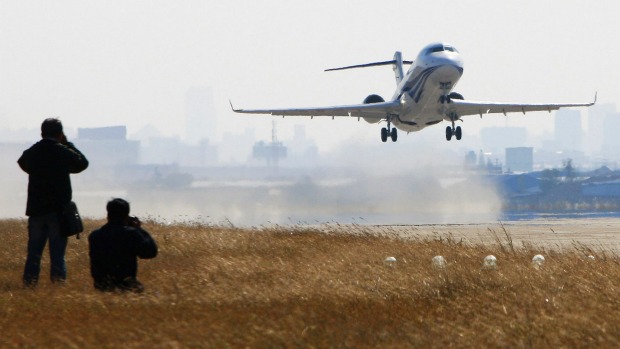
325, 59, 413, 72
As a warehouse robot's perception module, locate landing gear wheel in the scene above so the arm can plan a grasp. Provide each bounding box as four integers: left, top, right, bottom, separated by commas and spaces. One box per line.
381, 128, 388, 142
390, 128, 398, 142
455, 126, 462, 140
445, 126, 452, 141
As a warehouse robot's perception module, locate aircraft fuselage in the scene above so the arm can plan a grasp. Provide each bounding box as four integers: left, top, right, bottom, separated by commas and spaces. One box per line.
392, 43, 464, 133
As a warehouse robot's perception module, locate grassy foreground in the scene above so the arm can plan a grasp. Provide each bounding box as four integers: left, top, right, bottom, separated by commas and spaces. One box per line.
1, 219, 619, 348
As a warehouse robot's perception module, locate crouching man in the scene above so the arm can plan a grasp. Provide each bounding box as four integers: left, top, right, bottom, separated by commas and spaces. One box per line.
88, 198, 158, 293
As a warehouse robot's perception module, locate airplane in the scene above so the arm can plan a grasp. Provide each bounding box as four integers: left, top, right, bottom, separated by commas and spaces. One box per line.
232, 42, 596, 142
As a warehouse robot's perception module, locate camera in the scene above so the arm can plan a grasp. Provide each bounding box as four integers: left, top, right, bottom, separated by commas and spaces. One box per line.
128, 215, 140, 227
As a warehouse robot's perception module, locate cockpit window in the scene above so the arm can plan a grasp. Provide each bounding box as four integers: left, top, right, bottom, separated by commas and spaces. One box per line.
426, 45, 459, 55
428, 45, 444, 54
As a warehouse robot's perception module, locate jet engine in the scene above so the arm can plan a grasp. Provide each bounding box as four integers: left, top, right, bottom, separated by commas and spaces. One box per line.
362, 94, 384, 124
448, 92, 464, 101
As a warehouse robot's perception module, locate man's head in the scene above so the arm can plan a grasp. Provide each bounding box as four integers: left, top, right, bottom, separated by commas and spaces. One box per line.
41, 118, 63, 139
107, 198, 131, 223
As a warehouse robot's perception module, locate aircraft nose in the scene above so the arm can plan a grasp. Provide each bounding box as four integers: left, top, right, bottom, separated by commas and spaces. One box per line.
431, 64, 463, 83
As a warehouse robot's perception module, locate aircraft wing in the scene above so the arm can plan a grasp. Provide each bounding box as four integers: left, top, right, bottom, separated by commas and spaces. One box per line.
231, 101, 401, 119
451, 95, 596, 117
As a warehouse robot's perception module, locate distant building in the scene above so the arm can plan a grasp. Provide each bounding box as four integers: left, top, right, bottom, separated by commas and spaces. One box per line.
78, 126, 126, 141
286, 125, 319, 167
476, 150, 502, 174
76, 126, 139, 167
252, 121, 287, 166
506, 147, 533, 173
586, 103, 615, 155
185, 86, 217, 144
554, 109, 582, 152
464, 150, 477, 170
253, 141, 287, 166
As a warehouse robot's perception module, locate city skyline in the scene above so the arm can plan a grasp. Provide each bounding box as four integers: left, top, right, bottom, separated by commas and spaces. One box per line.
1, 102, 619, 170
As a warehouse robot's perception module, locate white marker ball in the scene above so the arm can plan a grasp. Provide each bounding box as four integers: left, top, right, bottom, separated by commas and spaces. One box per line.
384, 256, 397, 268
532, 254, 545, 266
483, 255, 497, 269
432, 255, 447, 269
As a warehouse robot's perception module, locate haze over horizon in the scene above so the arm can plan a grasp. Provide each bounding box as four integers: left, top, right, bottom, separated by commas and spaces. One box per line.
0, 0, 615, 152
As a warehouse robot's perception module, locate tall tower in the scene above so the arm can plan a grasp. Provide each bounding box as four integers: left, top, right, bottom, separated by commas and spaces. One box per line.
252, 121, 287, 167
185, 86, 217, 144
554, 109, 582, 151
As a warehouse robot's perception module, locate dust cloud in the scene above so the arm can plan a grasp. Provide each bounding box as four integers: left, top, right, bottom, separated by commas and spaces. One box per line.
0, 138, 501, 227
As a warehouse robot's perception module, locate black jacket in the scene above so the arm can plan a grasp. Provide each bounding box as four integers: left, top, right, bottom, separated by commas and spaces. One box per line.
88, 222, 158, 290
18, 139, 89, 216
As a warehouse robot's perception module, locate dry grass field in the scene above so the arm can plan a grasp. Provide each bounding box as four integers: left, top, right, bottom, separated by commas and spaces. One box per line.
1, 218, 620, 348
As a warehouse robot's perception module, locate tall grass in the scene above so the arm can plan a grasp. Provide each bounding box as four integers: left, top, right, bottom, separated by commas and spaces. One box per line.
1, 219, 619, 348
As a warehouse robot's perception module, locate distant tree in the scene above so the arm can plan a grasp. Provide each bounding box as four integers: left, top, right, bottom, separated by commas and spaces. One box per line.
563, 159, 575, 183
540, 168, 560, 193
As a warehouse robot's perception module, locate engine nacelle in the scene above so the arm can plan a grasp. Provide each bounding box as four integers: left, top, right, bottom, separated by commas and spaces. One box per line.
362, 94, 384, 124
448, 92, 464, 101
363, 94, 385, 104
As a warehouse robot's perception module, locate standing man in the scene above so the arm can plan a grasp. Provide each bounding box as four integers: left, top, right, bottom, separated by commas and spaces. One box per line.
88, 198, 158, 293
18, 118, 89, 287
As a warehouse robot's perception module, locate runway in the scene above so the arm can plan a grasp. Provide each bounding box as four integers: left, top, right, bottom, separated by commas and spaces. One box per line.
328, 218, 620, 252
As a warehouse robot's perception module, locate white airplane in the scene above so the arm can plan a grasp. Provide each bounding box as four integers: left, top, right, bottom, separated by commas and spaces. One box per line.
232, 42, 596, 142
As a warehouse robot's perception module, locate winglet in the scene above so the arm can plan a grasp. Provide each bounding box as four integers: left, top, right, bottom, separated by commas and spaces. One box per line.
229, 100, 241, 112
584, 92, 597, 107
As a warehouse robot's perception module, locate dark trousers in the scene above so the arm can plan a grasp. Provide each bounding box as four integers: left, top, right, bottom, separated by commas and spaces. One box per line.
23, 212, 68, 286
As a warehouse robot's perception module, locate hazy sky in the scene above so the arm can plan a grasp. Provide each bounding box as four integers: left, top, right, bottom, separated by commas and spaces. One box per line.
0, 0, 615, 151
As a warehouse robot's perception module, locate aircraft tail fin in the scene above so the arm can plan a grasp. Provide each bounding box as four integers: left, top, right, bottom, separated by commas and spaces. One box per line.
392, 51, 404, 85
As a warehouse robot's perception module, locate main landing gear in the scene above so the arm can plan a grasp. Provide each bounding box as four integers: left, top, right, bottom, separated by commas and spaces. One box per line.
381, 116, 397, 142
443, 96, 463, 141
445, 125, 462, 141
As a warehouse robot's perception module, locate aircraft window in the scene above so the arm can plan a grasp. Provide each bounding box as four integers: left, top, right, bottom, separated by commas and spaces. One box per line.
426, 45, 459, 55
426, 45, 444, 55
